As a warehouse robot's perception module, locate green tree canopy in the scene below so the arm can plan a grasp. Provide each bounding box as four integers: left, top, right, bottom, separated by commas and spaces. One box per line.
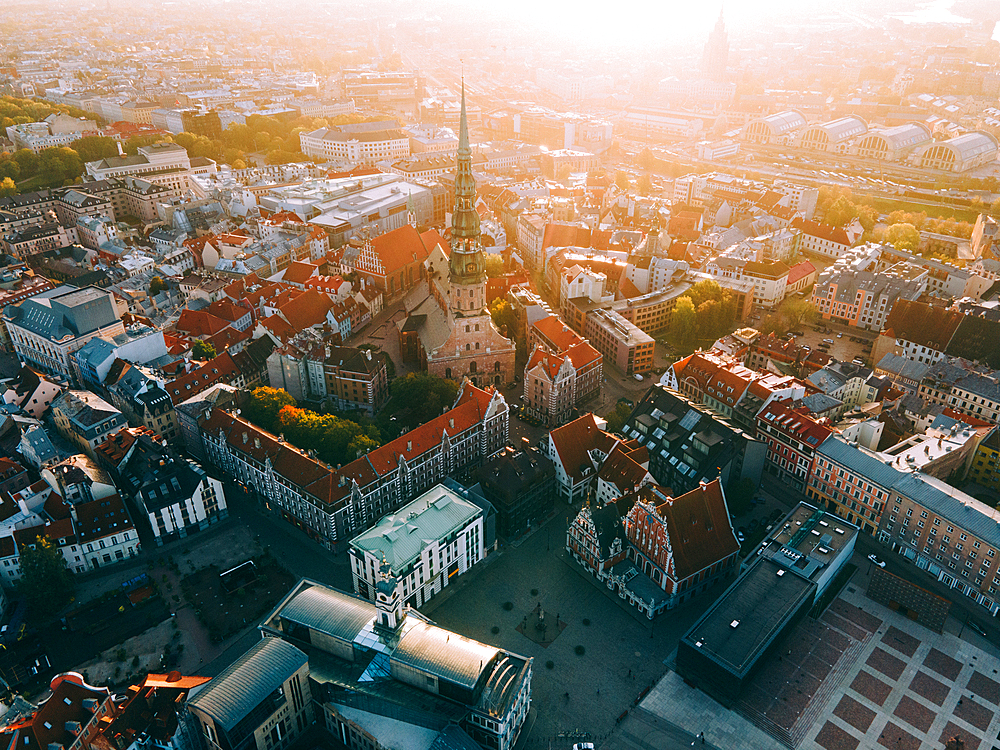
148, 276, 166, 297
377, 373, 459, 438
885, 222, 920, 251
778, 298, 817, 330
671, 296, 697, 345
244, 387, 297, 433
71, 135, 119, 163
604, 401, 633, 434
615, 170, 630, 191
18, 536, 74, 615
192, 340, 216, 360
483, 253, 505, 278
489, 298, 518, 338
0, 177, 15, 198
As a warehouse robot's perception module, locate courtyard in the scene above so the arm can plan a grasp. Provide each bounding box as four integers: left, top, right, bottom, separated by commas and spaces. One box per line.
422, 508, 720, 747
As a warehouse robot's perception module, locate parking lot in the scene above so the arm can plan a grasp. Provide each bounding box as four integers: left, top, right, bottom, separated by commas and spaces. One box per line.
793, 322, 877, 367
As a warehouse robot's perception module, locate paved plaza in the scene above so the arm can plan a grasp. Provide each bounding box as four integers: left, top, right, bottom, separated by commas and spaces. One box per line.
622, 573, 1000, 750
422, 508, 721, 747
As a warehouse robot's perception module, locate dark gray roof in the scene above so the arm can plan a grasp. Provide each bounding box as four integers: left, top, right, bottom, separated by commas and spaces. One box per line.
817, 436, 904, 489
276, 583, 377, 643
682, 557, 816, 676
188, 637, 306, 731
892, 472, 1000, 548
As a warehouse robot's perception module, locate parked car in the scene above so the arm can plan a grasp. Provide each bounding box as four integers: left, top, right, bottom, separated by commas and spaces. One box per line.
968, 620, 988, 638
837, 332, 843, 338
572, 744, 595, 750
868, 554, 885, 568
737, 530, 745, 543
634, 373, 644, 381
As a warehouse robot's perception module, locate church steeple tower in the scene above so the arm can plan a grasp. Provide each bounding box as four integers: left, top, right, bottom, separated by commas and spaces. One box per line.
448, 78, 487, 316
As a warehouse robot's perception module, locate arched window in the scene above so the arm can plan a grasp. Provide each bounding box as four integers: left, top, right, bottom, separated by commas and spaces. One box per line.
475, 343, 480, 349
494, 362, 501, 372
475, 324, 479, 331
466, 344, 470, 351
465, 325, 470, 332
470, 362, 477, 373
445, 368, 452, 379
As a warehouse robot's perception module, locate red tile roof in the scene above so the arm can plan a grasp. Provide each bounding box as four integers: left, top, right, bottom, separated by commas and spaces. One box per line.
175, 309, 230, 337
278, 289, 336, 331
565, 340, 601, 369
790, 217, 852, 245
205, 299, 252, 324
598, 443, 650, 495
2, 675, 110, 750
542, 222, 591, 250
549, 413, 618, 482
371, 225, 433, 276
74, 493, 134, 543
420, 228, 449, 255
167, 352, 239, 404
881, 299, 962, 351
260, 315, 296, 342
531, 314, 585, 352
786, 260, 816, 285
653, 479, 739, 580
282, 261, 319, 285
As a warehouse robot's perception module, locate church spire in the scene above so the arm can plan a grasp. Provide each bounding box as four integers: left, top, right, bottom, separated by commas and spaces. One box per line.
449, 76, 484, 287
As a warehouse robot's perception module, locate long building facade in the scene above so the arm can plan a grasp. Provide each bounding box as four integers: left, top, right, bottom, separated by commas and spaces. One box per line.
201, 381, 508, 550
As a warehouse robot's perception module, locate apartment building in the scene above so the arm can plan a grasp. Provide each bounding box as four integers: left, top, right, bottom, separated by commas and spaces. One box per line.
202, 382, 508, 551
349, 483, 484, 609
881, 473, 1000, 614
299, 122, 410, 165
3, 285, 125, 377
582, 308, 654, 375
791, 217, 863, 259
811, 255, 927, 331
188, 638, 313, 750
807, 436, 902, 535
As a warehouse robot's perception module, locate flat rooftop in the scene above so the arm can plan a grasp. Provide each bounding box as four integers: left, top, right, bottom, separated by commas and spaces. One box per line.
682, 557, 815, 677
765, 502, 858, 561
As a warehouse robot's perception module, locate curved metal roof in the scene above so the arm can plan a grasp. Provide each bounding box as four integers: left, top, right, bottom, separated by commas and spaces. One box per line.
392, 621, 499, 689
867, 123, 931, 151
188, 638, 306, 731
939, 131, 999, 160
758, 110, 806, 135
277, 584, 378, 642
804, 116, 867, 143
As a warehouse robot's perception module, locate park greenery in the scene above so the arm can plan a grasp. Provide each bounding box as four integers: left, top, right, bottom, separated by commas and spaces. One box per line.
667, 280, 738, 347
489, 298, 528, 360
817, 185, 986, 252
604, 401, 634, 435
373, 373, 460, 440
0, 96, 390, 195
18, 535, 74, 615
243, 387, 382, 467
757, 298, 818, 337
243, 375, 462, 465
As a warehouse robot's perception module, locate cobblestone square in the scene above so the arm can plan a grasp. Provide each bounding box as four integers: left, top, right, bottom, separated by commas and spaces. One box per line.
420, 510, 718, 745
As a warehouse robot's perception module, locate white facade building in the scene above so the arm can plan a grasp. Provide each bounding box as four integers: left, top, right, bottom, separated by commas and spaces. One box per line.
349, 483, 484, 609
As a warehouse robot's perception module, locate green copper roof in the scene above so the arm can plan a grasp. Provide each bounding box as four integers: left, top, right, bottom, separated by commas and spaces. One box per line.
450, 79, 485, 283
349, 484, 483, 573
